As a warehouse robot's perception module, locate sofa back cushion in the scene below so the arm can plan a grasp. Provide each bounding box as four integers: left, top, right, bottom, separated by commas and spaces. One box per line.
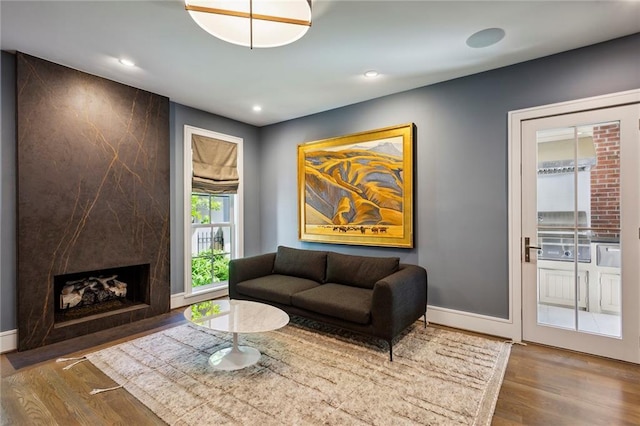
325, 252, 399, 289
273, 246, 327, 283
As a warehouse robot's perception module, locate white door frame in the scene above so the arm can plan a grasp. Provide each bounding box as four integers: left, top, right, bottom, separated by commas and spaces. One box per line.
507, 89, 640, 345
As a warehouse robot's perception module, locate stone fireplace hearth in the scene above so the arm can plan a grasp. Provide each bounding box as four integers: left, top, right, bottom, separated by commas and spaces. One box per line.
16, 53, 170, 351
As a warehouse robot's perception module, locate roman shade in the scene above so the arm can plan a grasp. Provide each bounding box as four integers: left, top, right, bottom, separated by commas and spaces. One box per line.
191, 134, 239, 194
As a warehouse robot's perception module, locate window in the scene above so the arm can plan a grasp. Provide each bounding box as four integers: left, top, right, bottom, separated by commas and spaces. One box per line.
190, 194, 234, 291
184, 126, 243, 297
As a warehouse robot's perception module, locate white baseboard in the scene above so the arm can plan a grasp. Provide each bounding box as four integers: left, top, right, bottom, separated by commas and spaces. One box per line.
426, 305, 519, 341
170, 288, 229, 310
1, 329, 17, 354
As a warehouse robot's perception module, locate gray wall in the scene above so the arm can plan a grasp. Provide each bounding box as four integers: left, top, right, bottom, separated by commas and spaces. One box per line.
170, 103, 261, 295
2, 35, 638, 332
1, 52, 16, 332
258, 34, 640, 319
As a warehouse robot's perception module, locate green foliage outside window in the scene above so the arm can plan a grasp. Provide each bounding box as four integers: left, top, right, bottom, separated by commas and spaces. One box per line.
191, 195, 221, 224
191, 193, 229, 287
192, 249, 230, 287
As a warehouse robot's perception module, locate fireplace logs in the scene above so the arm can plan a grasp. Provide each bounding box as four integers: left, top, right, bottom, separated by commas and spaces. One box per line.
60, 275, 128, 310
52, 264, 149, 325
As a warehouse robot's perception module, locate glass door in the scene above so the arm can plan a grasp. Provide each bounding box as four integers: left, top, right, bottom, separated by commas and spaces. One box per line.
521, 104, 639, 362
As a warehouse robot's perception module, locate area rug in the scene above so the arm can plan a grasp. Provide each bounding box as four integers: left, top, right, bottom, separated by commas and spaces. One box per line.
85, 319, 511, 425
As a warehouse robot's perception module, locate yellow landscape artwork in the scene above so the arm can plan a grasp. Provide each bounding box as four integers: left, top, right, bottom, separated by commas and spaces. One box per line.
298, 123, 414, 248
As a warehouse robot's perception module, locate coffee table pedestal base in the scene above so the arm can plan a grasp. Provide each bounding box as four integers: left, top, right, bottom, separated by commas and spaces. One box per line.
208, 333, 260, 371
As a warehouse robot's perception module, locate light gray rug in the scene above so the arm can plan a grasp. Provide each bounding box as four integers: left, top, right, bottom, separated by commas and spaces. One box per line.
86, 320, 511, 425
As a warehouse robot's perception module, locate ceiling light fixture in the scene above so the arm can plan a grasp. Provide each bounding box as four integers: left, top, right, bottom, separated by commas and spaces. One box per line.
466, 28, 505, 48
252, 105, 262, 112
185, 0, 312, 49
119, 58, 135, 67
364, 70, 379, 78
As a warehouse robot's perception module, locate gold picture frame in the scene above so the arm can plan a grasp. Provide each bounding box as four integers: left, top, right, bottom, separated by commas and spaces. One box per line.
298, 123, 414, 248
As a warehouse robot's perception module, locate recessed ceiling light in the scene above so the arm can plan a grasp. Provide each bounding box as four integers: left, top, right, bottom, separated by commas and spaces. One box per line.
252, 105, 262, 112
119, 58, 135, 67
466, 28, 505, 48
364, 70, 379, 78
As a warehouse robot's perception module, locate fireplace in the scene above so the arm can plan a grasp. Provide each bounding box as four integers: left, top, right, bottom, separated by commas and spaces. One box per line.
54, 264, 150, 326
16, 53, 170, 351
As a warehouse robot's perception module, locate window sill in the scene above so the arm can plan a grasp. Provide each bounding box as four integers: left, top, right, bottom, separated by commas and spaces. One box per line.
171, 285, 229, 309
191, 281, 228, 294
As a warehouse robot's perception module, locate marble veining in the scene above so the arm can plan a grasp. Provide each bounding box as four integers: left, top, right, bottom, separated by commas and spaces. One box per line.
185, 300, 290, 334
16, 53, 170, 351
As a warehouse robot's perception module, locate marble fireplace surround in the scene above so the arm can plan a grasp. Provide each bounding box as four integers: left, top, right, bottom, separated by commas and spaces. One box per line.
16, 53, 171, 351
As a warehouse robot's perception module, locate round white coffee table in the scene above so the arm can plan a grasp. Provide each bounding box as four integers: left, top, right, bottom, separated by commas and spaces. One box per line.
184, 299, 289, 371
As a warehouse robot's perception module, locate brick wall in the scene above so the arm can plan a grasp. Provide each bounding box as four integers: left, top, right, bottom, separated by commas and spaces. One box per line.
590, 123, 620, 238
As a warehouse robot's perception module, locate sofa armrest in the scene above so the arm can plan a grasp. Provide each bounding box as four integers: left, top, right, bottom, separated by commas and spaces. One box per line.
229, 252, 276, 299
370, 264, 428, 340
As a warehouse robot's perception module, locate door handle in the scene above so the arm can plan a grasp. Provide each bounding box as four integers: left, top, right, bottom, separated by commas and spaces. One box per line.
524, 237, 542, 263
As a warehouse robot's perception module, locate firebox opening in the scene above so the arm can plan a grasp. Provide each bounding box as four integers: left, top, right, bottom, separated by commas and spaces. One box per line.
53, 264, 150, 325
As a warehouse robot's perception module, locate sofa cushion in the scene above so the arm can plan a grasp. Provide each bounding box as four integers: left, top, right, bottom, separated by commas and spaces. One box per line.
236, 274, 320, 305
325, 252, 399, 289
273, 246, 327, 283
291, 284, 373, 325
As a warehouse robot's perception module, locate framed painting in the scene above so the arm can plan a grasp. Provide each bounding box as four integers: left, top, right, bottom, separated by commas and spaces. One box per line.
298, 123, 414, 248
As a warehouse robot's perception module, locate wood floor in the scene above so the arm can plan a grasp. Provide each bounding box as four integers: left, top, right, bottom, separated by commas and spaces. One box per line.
2, 314, 639, 425
493, 343, 640, 425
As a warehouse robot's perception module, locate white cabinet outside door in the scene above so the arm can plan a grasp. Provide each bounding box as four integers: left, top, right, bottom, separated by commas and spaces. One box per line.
537, 263, 588, 310
599, 270, 621, 314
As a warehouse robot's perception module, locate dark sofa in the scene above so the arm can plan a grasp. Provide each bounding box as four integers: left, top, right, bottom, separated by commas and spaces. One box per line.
229, 246, 428, 360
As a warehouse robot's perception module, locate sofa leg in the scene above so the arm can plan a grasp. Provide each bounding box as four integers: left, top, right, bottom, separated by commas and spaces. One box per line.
424, 313, 428, 327
388, 340, 393, 362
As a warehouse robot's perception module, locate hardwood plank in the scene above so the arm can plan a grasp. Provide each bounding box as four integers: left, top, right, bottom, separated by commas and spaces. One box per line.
70, 358, 166, 425
1, 372, 55, 425
25, 366, 87, 425
1, 358, 166, 426
493, 343, 640, 426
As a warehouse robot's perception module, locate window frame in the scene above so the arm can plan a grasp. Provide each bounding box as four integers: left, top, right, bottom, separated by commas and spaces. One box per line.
183, 125, 244, 298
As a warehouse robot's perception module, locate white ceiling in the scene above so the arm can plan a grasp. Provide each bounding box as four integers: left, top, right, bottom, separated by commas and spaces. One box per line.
2, 1, 639, 127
